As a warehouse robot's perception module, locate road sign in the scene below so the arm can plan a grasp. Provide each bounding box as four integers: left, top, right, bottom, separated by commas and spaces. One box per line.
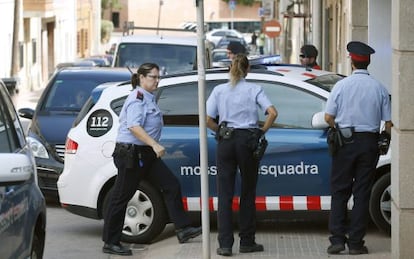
229, 0, 236, 10
263, 20, 282, 38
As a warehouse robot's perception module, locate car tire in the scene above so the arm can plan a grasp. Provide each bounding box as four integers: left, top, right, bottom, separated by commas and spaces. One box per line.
103, 180, 168, 244
369, 173, 391, 235
31, 226, 45, 259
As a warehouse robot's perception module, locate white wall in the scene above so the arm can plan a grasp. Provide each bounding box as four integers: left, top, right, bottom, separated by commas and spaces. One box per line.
0, 0, 15, 78
53, 1, 77, 64
368, 0, 392, 92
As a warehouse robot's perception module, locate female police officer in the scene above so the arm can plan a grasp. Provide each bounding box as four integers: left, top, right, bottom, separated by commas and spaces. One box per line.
102, 63, 201, 256
206, 54, 277, 256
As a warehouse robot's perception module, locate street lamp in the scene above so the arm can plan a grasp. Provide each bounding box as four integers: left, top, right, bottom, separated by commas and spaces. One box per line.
156, 0, 164, 35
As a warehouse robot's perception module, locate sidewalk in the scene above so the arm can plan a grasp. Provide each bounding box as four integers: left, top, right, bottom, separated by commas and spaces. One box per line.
123, 215, 391, 259
11, 85, 45, 110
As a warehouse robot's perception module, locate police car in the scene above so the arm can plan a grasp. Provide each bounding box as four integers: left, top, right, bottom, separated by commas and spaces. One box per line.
0, 79, 46, 258
57, 66, 391, 243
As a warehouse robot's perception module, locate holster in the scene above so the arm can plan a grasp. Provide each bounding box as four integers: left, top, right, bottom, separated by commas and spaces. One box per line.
216, 122, 234, 141
327, 127, 343, 156
378, 131, 391, 155
113, 143, 137, 169
253, 134, 268, 160
338, 126, 355, 144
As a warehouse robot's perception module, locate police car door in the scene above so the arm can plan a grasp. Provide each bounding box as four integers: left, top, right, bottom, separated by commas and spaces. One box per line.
253, 79, 331, 201
0, 83, 32, 257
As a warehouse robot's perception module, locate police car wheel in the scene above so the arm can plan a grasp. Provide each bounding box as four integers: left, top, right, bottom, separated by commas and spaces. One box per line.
103, 180, 168, 244
30, 226, 45, 259
369, 173, 391, 235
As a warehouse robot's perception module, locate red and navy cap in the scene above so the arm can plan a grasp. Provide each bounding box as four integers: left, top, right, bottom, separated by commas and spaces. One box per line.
347, 41, 375, 62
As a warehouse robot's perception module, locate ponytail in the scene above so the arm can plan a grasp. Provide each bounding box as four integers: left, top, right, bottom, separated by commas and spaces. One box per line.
230, 54, 249, 86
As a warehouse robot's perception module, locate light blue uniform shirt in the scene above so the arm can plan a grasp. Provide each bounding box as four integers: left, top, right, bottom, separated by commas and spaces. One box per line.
206, 78, 273, 129
116, 87, 163, 145
325, 69, 391, 132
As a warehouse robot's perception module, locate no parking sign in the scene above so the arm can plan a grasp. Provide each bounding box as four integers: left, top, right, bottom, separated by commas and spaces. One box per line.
263, 20, 282, 38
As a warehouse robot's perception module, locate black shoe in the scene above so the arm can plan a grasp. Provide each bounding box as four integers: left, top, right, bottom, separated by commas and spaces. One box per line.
349, 246, 368, 255
327, 244, 345, 254
176, 226, 202, 243
102, 243, 132, 256
217, 247, 232, 256
239, 242, 264, 253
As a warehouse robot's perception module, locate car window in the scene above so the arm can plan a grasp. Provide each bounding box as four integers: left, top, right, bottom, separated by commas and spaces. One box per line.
115, 43, 197, 74
43, 79, 106, 111
156, 80, 225, 125
111, 96, 128, 116
254, 81, 326, 129
212, 51, 228, 62
0, 86, 23, 153
306, 74, 345, 92
213, 31, 225, 37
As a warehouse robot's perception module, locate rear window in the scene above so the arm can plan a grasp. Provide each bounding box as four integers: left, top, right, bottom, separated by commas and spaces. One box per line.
306, 74, 345, 92
114, 43, 197, 74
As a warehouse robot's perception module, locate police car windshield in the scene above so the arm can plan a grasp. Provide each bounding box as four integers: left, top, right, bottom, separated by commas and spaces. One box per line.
305, 74, 345, 92
114, 43, 197, 74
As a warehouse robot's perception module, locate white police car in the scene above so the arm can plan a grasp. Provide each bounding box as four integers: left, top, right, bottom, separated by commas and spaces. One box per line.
57, 66, 391, 244
0, 79, 46, 258
112, 34, 213, 74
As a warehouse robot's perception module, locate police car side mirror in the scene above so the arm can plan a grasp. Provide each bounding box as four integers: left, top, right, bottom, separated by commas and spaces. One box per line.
311, 111, 329, 129
0, 153, 33, 184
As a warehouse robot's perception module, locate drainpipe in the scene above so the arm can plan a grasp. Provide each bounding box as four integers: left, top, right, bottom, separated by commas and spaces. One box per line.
312, 0, 322, 68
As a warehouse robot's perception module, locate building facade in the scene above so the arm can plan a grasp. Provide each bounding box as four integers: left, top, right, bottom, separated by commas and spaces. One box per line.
0, 0, 100, 91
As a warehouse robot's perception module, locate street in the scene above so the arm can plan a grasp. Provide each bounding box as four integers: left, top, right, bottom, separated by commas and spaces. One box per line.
12, 87, 391, 259
44, 197, 390, 259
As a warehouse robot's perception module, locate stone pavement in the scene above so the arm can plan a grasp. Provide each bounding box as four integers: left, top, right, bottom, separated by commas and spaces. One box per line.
118, 214, 391, 259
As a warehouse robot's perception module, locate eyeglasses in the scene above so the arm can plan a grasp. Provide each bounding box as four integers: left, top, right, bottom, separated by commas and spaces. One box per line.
146, 74, 161, 80
299, 54, 306, 58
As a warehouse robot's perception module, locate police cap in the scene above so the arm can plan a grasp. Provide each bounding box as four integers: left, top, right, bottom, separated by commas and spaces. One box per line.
347, 41, 375, 62
300, 44, 318, 58
227, 41, 246, 55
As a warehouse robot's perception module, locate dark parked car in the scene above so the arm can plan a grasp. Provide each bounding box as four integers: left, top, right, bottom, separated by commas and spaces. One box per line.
18, 67, 131, 197
0, 79, 46, 258
1, 77, 20, 95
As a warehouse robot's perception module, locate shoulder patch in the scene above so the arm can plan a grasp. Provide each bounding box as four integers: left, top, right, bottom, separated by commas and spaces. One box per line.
136, 91, 144, 100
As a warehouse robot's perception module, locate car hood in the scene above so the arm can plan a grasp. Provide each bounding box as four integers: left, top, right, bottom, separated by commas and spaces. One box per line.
31, 113, 77, 144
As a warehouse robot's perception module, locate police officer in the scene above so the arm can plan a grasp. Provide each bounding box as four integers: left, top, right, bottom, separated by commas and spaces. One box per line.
102, 63, 201, 256
324, 41, 392, 255
299, 44, 321, 70
206, 54, 278, 256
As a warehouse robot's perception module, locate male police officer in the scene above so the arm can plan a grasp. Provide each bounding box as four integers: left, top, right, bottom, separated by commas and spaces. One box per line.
324, 41, 392, 255
299, 44, 321, 70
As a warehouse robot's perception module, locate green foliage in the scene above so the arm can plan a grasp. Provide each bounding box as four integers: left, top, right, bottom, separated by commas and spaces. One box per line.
101, 20, 114, 44
221, 0, 256, 6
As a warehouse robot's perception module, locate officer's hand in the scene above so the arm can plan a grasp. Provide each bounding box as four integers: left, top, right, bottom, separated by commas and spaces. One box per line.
152, 143, 166, 158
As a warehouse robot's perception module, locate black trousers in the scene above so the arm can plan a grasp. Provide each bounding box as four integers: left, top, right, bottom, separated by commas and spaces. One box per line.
328, 133, 379, 249
216, 130, 260, 248
102, 145, 191, 245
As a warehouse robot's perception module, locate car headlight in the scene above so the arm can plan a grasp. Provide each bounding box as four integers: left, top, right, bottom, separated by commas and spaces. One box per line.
27, 136, 49, 159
